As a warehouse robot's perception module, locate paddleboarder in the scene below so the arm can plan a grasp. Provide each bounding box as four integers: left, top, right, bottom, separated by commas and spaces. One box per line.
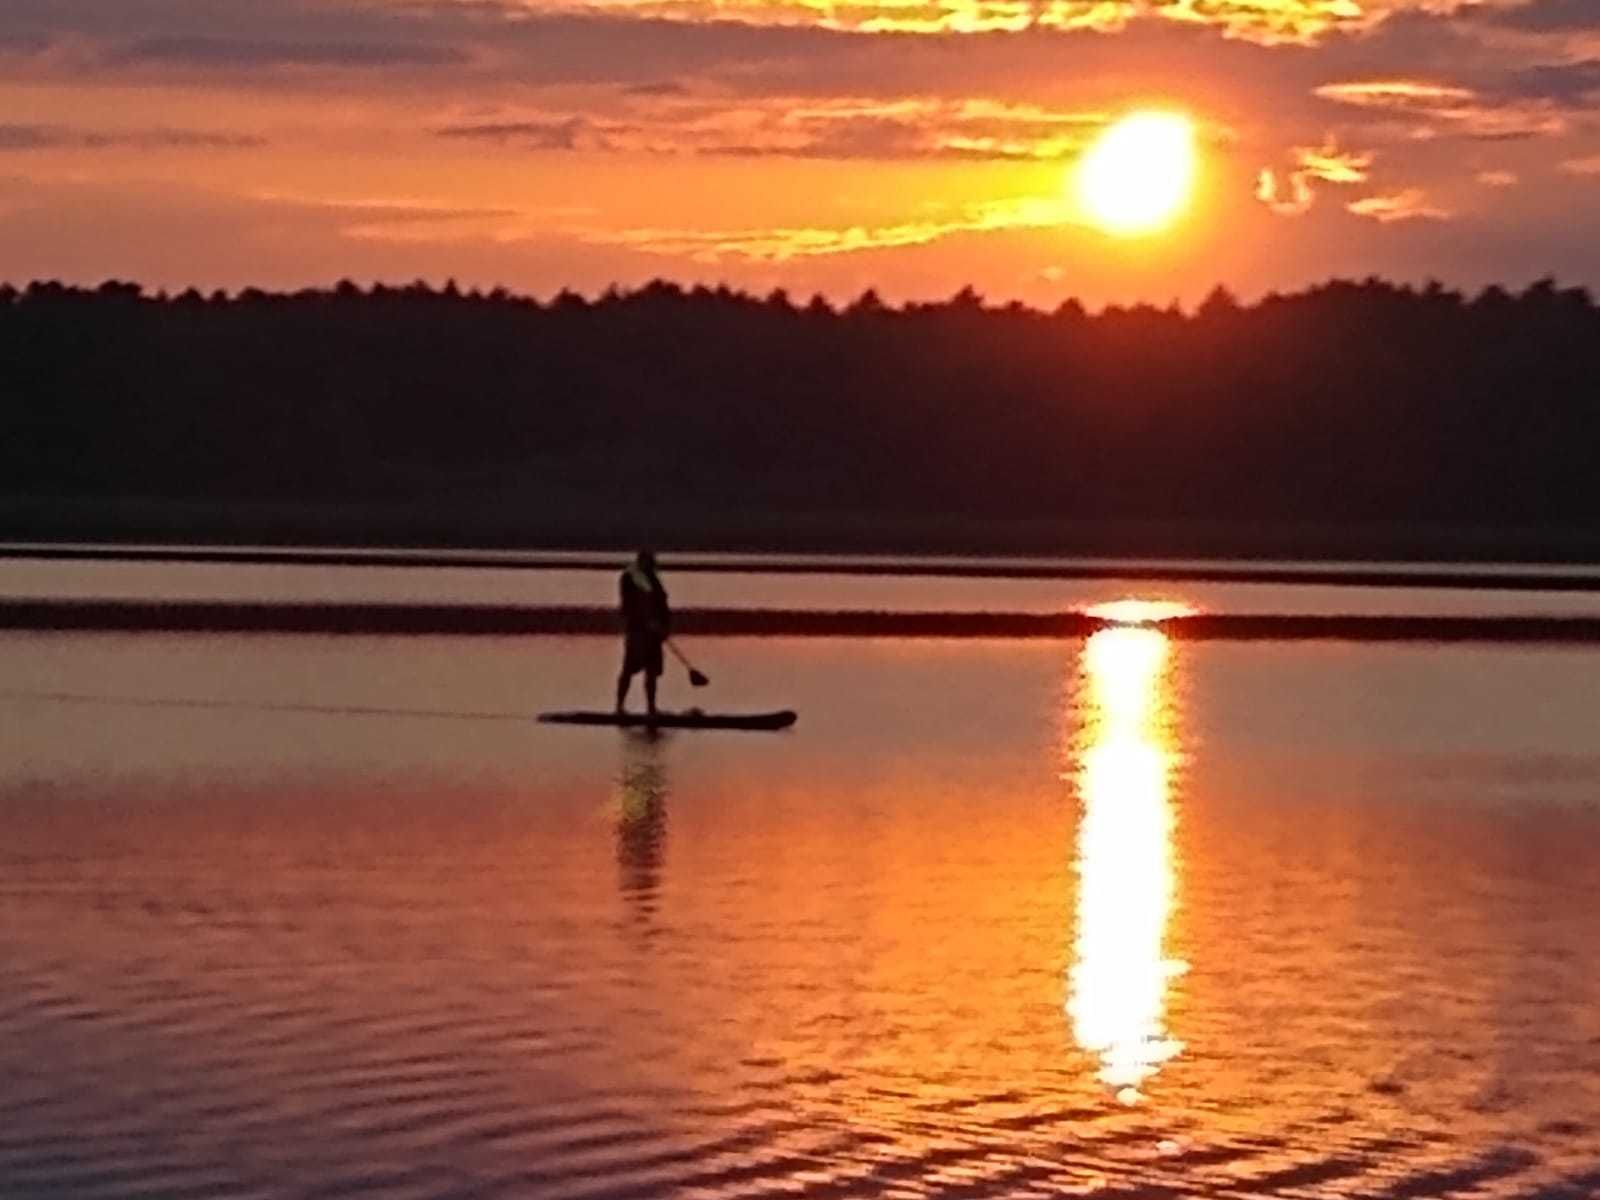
616, 549, 671, 718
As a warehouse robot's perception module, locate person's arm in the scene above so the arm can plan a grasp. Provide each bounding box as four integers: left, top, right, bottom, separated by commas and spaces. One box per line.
620, 574, 636, 625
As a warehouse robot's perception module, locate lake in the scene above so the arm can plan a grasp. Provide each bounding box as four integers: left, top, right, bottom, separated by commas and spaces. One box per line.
2, 560, 1599, 1198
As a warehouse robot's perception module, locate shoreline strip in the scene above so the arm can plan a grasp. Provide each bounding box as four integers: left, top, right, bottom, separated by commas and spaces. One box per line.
6, 601, 1600, 643
6, 544, 1600, 592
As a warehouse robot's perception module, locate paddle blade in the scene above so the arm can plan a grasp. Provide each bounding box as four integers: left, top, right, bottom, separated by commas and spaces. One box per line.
689, 669, 711, 687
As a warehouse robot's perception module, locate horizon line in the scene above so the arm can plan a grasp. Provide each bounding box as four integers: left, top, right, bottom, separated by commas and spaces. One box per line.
3, 273, 1595, 319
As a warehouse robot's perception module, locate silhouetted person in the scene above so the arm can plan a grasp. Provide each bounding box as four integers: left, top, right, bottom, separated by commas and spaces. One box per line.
616, 550, 670, 717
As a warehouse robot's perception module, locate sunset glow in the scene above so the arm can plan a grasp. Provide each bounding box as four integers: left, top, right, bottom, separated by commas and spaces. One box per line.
1076, 113, 1197, 237
3, 1, 1600, 303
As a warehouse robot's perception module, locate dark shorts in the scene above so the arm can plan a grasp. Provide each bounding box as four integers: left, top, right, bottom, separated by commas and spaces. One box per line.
622, 632, 664, 678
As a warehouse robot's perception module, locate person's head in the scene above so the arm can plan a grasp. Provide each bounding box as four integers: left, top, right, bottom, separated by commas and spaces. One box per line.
635, 549, 657, 573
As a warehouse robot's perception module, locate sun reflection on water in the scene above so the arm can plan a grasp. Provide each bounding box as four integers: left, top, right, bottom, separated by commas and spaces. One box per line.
1083, 599, 1198, 626
1067, 622, 1187, 1104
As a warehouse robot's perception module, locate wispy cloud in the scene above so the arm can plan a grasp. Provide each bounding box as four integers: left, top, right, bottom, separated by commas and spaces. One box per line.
1296, 142, 1373, 183
1256, 169, 1315, 216
343, 213, 551, 243
1151, 0, 1379, 45
435, 96, 1109, 161
586, 194, 1072, 261
237, 191, 576, 244
1505, 60, 1600, 103
1476, 169, 1518, 186
1257, 140, 1372, 215
1315, 80, 1476, 108
1561, 156, 1600, 175
621, 80, 692, 97
0, 123, 264, 151
1315, 79, 1567, 140
507, 0, 1126, 37
499, 0, 1477, 44
104, 34, 470, 70
437, 116, 601, 151
1347, 188, 1451, 222
1485, 0, 1600, 35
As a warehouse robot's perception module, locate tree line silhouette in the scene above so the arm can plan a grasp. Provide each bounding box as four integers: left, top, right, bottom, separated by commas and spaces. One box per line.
3, 276, 1598, 553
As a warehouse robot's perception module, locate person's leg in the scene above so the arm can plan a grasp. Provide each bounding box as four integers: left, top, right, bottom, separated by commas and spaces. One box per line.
643, 638, 664, 718
616, 667, 633, 713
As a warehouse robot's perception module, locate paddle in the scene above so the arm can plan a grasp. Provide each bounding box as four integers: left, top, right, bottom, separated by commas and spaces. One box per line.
666, 639, 711, 687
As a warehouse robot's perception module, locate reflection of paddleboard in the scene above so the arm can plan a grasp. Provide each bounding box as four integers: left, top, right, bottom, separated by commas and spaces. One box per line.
539, 710, 797, 731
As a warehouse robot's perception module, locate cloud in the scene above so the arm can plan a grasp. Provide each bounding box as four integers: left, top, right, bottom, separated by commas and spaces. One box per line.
621, 80, 692, 97
0, 1, 477, 81
1561, 155, 1600, 175
587, 194, 1073, 261
1296, 142, 1373, 182
1476, 169, 1518, 185
515, 0, 1133, 37
1146, 0, 1379, 44
1315, 80, 1477, 108
1506, 60, 1600, 103
598, 220, 970, 261
1256, 169, 1314, 215
1347, 188, 1452, 222
434, 96, 1109, 161
244, 190, 525, 220
0, 0, 1483, 105
230, 190, 570, 244
0, 122, 264, 151
104, 34, 469, 69
0, 0, 1532, 94
498, 0, 1490, 45
1257, 140, 1372, 215
342, 212, 556, 244
1483, 0, 1600, 33
0, 5, 853, 89
720, 97, 1108, 160
437, 116, 600, 151
1315, 78, 1567, 139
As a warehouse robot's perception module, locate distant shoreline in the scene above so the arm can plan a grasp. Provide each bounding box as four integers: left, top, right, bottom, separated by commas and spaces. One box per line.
9, 496, 1600, 573
7, 600, 1600, 643
8, 543, 1600, 593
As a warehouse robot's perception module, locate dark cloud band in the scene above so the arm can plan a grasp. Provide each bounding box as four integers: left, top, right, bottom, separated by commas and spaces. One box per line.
104, 34, 468, 69
0, 122, 265, 150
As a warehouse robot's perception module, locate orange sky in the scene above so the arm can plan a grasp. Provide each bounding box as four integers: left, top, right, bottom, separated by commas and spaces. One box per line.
3, 0, 1599, 305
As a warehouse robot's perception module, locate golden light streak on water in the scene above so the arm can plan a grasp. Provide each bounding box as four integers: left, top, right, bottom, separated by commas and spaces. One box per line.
1067, 623, 1187, 1104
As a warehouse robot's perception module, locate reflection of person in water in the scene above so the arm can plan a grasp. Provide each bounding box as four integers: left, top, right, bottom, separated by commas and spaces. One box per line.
616, 732, 669, 922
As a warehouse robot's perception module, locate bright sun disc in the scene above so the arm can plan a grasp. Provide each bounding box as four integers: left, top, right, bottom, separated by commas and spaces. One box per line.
1077, 112, 1197, 237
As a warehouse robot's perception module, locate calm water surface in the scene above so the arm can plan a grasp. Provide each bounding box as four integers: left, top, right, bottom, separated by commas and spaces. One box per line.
3, 619, 1600, 1198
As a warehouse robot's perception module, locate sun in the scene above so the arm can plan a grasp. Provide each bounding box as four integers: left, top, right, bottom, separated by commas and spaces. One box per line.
1076, 112, 1198, 237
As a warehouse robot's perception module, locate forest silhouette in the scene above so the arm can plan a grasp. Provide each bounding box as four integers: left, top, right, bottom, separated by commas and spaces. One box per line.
3, 276, 1598, 557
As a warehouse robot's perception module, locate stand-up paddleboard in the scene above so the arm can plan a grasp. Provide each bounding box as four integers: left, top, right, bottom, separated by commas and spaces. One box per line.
539, 709, 797, 731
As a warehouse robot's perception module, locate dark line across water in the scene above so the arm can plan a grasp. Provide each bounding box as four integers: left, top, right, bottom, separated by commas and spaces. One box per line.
0, 688, 534, 721
7, 601, 1600, 642
7, 544, 1600, 591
